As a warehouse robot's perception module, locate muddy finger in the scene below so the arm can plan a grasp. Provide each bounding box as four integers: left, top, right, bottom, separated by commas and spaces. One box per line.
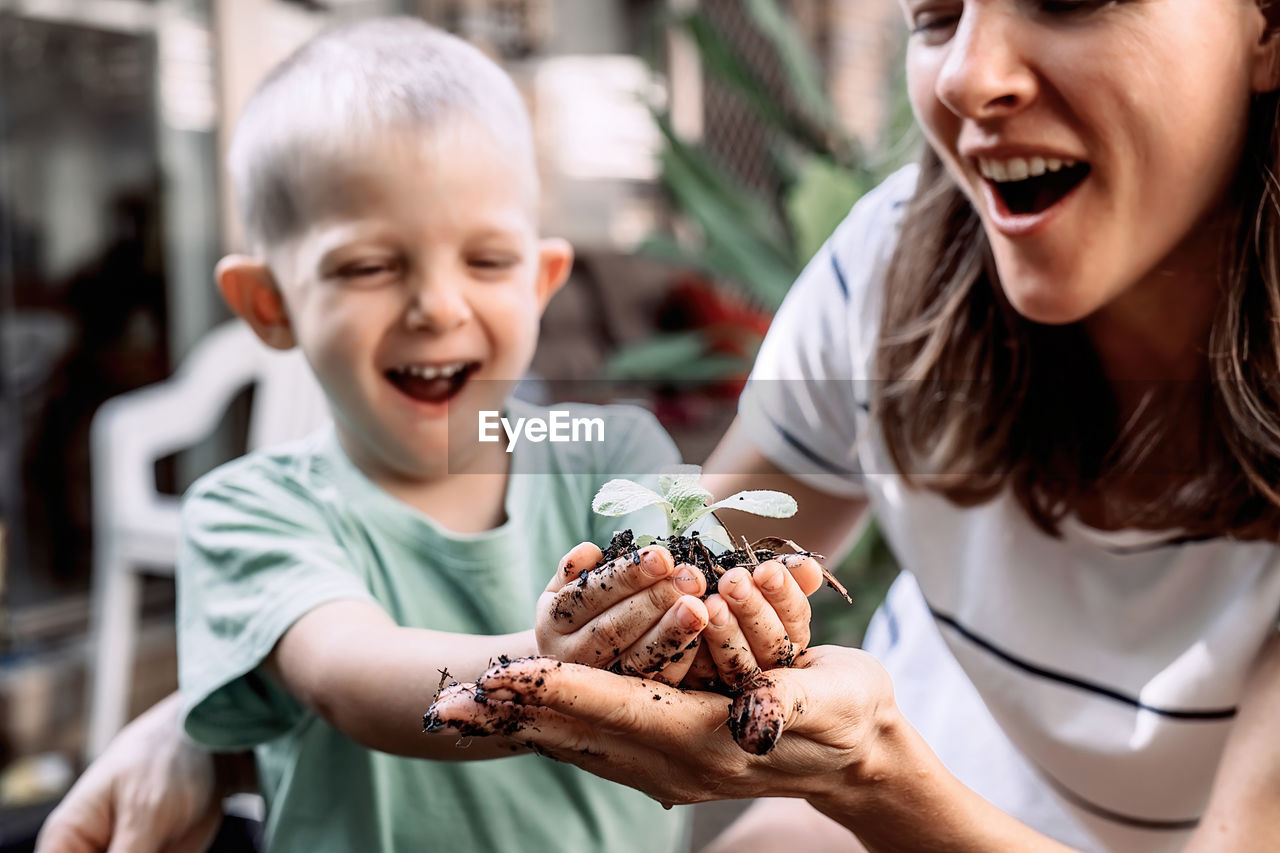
568, 574, 705, 665
703, 594, 762, 688
427, 678, 731, 804
718, 568, 794, 669
613, 596, 707, 683
463, 657, 734, 742
681, 642, 718, 688
752, 559, 812, 651
726, 677, 791, 755
779, 552, 825, 596
549, 542, 605, 591
427, 681, 587, 746
546, 546, 678, 632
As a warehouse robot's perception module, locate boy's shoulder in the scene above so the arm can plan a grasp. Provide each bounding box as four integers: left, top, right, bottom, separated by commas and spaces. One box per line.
184, 428, 336, 508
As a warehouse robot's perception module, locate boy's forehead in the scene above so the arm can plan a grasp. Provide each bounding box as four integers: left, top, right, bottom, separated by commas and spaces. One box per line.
291, 123, 539, 230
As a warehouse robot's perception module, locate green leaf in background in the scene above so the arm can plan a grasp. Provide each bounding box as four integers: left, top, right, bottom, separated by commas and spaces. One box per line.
742, 0, 847, 148
603, 330, 753, 381
675, 10, 832, 157
654, 115, 784, 250
785, 154, 872, 265
653, 119, 798, 307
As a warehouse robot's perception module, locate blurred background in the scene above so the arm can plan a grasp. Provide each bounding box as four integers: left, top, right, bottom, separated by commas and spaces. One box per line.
0, 0, 909, 847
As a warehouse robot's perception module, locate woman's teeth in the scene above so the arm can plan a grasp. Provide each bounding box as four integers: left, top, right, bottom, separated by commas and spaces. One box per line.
978, 156, 1078, 183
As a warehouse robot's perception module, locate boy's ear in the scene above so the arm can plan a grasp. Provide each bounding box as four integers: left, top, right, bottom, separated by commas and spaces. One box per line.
215, 255, 296, 351
1254, 3, 1280, 92
535, 238, 574, 310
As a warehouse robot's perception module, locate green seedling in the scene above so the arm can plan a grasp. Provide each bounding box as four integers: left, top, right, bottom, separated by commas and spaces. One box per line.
592, 464, 852, 602
592, 464, 796, 549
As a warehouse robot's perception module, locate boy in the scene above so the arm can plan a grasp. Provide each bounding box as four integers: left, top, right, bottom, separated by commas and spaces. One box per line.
176, 17, 712, 852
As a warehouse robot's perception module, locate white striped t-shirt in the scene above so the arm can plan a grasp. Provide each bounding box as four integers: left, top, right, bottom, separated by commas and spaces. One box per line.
739, 165, 1280, 853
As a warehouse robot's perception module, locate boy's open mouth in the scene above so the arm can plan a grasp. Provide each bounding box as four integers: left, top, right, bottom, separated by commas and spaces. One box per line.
386, 361, 479, 405
979, 157, 1091, 217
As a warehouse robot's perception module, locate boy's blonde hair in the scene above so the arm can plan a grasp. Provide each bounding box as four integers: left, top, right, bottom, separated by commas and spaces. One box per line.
228, 17, 535, 254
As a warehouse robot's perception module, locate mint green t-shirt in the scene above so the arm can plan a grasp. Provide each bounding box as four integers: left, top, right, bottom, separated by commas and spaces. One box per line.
177, 401, 687, 853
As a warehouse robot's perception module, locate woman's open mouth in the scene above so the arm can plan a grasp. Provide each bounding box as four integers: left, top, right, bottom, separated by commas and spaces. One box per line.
385, 361, 480, 405
978, 156, 1091, 218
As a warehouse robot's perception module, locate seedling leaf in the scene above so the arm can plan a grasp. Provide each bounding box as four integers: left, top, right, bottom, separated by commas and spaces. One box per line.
698, 523, 735, 551
592, 479, 671, 517
592, 466, 800, 541
694, 490, 798, 525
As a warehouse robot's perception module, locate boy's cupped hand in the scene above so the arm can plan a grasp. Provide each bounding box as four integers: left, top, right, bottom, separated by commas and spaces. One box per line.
536, 542, 822, 688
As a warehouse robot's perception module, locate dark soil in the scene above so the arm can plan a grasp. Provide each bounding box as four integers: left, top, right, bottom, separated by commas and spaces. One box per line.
593, 529, 852, 604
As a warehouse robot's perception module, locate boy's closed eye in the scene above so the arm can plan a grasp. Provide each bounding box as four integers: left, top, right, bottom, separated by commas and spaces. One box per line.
338, 260, 401, 280
320, 252, 405, 287
467, 252, 522, 277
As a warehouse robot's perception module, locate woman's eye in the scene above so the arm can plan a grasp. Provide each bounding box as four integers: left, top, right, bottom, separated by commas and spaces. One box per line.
910, 8, 960, 40
914, 15, 957, 32
1038, 0, 1115, 15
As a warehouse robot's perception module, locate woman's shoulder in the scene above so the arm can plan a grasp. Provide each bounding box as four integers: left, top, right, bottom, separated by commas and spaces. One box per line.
786, 163, 919, 358
828, 163, 919, 264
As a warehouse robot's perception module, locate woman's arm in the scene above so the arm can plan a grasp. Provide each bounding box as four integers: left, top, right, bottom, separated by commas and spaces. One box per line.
428, 621, 1280, 852
702, 418, 870, 564
703, 798, 869, 853
425, 645, 1082, 852
35, 693, 239, 853
1183, 632, 1280, 852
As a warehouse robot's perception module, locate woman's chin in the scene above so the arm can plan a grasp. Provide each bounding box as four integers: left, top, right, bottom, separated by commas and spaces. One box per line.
1001, 286, 1101, 327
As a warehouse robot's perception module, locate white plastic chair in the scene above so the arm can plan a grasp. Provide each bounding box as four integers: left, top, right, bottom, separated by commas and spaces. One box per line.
85, 321, 328, 758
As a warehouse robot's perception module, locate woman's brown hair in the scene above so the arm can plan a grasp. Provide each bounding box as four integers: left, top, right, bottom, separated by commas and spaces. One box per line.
873, 85, 1280, 539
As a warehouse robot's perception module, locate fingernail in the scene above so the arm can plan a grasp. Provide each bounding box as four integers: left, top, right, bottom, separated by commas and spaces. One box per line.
723, 572, 750, 602
673, 570, 703, 596
641, 548, 671, 578
757, 565, 785, 592
676, 600, 703, 631
707, 598, 730, 629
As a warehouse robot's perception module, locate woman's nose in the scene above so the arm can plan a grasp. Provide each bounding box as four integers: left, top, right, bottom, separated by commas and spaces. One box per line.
403, 271, 471, 333
935, 8, 1036, 121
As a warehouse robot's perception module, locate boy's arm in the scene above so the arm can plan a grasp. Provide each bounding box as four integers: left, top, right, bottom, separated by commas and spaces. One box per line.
265, 599, 539, 759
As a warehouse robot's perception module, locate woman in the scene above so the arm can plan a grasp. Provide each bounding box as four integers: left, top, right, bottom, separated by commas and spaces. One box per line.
430, 1, 1280, 850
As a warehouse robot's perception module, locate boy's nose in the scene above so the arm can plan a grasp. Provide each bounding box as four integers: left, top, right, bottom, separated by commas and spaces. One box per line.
403, 275, 471, 333
935, 8, 1036, 121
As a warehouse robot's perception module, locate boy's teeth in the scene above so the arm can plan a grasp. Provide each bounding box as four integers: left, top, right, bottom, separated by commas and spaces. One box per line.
398, 362, 468, 380
978, 156, 1079, 183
